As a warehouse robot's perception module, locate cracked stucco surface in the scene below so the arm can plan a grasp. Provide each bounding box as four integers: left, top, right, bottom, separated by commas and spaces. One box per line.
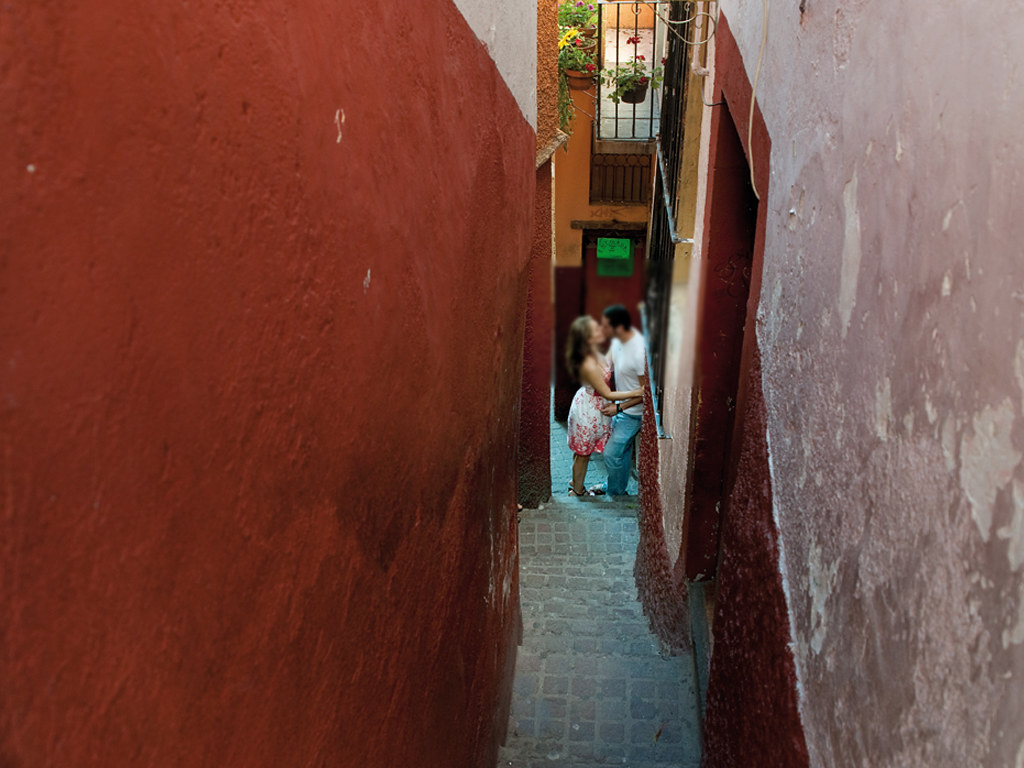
724, 0, 1024, 764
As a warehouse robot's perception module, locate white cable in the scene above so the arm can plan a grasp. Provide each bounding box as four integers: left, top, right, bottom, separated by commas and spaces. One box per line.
693, 2, 722, 107
747, 0, 767, 200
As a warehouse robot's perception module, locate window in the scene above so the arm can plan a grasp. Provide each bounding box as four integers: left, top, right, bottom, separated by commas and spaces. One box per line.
589, 152, 653, 205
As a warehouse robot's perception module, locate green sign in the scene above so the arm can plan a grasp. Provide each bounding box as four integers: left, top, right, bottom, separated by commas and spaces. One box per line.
596, 237, 634, 277
597, 238, 632, 260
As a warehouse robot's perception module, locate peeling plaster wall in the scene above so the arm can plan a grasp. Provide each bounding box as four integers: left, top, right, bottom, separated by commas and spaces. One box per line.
662, 15, 809, 763
717, 0, 1024, 765
0, 1, 535, 766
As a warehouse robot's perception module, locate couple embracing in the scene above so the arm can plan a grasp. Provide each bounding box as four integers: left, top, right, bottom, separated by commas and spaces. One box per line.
564, 304, 646, 497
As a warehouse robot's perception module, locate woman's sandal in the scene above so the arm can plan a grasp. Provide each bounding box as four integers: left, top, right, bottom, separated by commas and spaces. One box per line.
568, 485, 606, 497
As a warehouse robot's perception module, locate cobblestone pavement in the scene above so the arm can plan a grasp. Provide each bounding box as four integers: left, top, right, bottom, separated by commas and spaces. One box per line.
497, 417, 699, 767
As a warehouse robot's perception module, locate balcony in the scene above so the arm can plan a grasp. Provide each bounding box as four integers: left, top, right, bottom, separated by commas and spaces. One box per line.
595, 1, 671, 142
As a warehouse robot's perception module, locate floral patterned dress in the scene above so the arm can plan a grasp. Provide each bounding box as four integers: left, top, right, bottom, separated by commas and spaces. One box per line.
567, 355, 613, 456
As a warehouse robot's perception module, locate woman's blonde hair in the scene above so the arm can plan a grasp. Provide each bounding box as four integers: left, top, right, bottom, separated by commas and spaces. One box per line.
565, 315, 594, 383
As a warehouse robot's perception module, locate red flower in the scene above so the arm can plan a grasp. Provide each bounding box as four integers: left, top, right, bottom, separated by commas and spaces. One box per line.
636, 54, 645, 61
639, 76, 649, 84
661, 57, 667, 64
585, 62, 597, 72
626, 35, 641, 45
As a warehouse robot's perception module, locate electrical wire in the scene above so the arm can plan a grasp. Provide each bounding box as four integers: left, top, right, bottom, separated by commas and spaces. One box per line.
747, 0, 767, 200
643, 3, 717, 47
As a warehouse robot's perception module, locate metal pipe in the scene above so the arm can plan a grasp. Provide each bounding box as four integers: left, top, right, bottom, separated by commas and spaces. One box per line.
656, 142, 693, 245
613, 4, 620, 134
631, 6, 639, 138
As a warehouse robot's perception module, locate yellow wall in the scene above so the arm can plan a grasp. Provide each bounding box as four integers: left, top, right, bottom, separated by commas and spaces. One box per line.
656, 6, 716, 564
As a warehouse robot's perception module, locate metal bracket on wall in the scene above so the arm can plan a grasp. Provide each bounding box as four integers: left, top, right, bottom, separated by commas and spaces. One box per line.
571, 99, 596, 121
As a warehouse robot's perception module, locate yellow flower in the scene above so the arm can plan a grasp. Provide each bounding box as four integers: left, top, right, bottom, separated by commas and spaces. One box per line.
558, 28, 580, 49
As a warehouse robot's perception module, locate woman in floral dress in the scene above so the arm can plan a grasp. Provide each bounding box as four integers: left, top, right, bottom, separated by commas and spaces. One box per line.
564, 315, 642, 496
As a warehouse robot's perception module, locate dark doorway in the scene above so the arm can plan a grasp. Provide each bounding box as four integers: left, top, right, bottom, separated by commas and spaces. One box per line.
553, 230, 647, 421
581, 230, 647, 321
683, 99, 758, 581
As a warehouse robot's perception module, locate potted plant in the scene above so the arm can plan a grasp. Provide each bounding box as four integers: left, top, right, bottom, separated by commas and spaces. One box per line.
557, 0, 597, 33
601, 55, 665, 104
569, 31, 596, 57
559, 28, 599, 90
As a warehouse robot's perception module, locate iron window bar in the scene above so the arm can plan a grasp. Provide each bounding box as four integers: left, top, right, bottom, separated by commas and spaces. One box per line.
592, 1, 716, 142
643, 2, 693, 429
595, 1, 665, 141
640, 304, 673, 439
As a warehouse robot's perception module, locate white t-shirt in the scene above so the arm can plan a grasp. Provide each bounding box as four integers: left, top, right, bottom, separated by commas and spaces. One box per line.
610, 331, 646, 416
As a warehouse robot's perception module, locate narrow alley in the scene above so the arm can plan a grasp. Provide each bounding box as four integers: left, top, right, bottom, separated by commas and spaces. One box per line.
498, 413, 700, 768
5, 1, 1024, 766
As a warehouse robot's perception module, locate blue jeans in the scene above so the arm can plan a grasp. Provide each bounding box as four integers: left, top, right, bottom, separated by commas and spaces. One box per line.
604, 413, 641, 495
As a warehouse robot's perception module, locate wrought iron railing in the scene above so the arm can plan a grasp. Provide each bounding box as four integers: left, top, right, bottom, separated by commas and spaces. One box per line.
595, 1, 671, 141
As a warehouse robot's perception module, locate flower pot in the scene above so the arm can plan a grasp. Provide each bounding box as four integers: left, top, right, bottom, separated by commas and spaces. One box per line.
573, 38, 597, 58
581, 24, 598, 38
564, 69, 595, 90
621, 81, 649, 104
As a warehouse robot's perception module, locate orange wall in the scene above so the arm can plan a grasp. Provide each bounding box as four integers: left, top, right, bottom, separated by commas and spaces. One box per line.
553, 88, 649, 267
537, 0, 561, 152
602, 0, 656, 30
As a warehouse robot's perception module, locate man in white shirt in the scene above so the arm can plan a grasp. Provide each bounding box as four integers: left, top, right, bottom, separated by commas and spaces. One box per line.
599, 304, 646, 496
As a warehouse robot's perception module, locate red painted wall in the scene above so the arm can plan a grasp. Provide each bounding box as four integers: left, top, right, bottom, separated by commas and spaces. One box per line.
0, 2, 534, 766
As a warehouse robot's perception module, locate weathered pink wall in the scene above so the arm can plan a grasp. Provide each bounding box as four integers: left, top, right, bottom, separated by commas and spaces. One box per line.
0, 1, 534, 766
718, 1, 1024, 764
